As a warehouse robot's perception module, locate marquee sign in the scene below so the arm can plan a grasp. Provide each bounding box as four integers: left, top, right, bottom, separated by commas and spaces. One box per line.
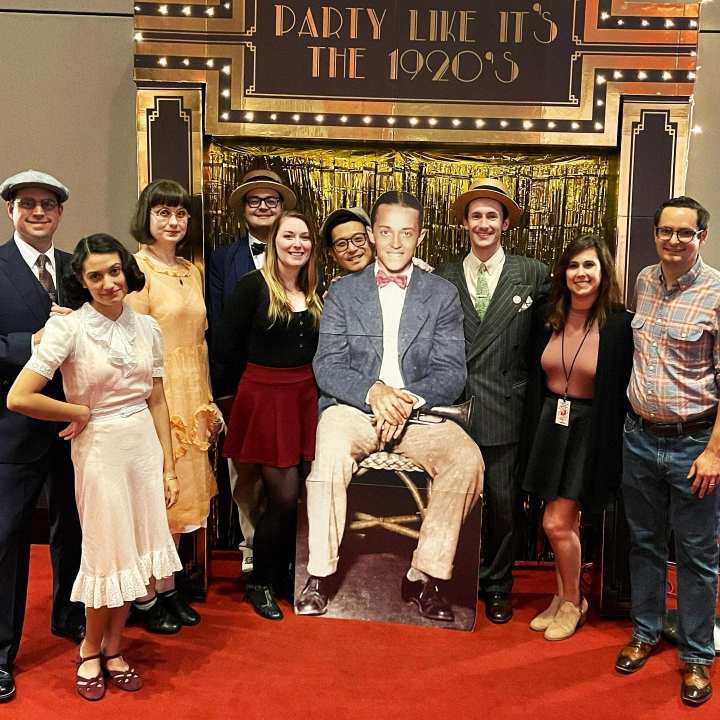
134, 0, 699, 145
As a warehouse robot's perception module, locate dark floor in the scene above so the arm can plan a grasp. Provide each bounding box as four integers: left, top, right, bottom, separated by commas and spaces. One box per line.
294, 471, 482, 631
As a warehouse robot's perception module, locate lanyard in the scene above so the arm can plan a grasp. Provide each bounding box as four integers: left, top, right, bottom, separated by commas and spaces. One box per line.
560, 323, 592, 399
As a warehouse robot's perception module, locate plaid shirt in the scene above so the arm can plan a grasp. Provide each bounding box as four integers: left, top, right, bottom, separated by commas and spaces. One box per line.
628, 257, 720, 423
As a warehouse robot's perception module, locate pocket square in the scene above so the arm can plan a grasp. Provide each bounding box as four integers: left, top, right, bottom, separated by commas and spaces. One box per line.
519, 294, 533, 312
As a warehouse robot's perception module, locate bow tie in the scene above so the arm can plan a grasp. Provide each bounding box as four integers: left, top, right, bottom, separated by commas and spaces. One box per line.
250, 240, 266, 256
376, 270, 408, 290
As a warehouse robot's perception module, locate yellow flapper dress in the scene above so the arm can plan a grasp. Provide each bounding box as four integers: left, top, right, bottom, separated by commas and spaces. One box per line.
126, 248, 219, 533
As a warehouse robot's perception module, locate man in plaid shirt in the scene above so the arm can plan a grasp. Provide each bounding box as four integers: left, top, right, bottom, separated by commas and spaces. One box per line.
615, 196, 720, 705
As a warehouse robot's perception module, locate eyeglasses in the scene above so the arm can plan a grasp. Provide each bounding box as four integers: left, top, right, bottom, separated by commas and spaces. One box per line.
331, 232, 369, 253
245, 196, 281, 209
13, 197, 59, 211
151, 207, 190, 223
654, 226, 702, 243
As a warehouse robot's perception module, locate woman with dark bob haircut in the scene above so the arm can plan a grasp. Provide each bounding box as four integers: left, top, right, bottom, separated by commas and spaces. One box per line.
519, 235, 633, 641
125, 180, 222, 633
8, 234, 181, 700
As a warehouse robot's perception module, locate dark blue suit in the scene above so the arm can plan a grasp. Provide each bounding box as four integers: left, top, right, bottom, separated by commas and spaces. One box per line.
0, 238, 83, 666
206, 231, 256, 397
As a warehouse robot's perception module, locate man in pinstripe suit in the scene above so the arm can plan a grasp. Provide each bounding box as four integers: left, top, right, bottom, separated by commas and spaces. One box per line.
437, 179, 549, 623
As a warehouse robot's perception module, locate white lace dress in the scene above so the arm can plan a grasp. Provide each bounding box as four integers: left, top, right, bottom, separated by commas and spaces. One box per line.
25, 302, 181, 609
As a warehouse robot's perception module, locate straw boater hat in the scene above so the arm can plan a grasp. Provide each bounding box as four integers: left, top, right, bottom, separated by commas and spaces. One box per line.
453, 178, 522, 229
228, 169, 297, 211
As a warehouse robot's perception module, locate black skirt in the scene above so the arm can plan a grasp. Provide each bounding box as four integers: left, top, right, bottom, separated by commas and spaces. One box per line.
522, 391, 593, 503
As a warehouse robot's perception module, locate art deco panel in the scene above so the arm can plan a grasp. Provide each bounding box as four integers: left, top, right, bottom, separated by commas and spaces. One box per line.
134, 0, 698, 146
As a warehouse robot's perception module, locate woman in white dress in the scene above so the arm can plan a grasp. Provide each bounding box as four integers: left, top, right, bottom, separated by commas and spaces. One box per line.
7, 234, 181, 701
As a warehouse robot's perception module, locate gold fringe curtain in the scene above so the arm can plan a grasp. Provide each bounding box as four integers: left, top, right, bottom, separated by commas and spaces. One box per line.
205, 142, 616, 277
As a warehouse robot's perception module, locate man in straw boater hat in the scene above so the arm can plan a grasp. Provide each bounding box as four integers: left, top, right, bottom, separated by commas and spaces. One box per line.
0, 170, 85, 703
437, 179, 549, 625
207, 169, 297, 574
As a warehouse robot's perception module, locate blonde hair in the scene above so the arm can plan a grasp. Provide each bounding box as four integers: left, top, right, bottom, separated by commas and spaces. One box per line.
261, 210, 322, 327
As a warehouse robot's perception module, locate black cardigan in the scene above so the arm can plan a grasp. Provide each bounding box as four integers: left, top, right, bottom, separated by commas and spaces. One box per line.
518, 305, 634, 511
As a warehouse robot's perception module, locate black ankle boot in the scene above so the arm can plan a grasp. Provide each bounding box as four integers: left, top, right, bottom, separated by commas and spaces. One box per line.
161, 591, 201, 626
129, 598, 181, 634
246, 582, 283, 620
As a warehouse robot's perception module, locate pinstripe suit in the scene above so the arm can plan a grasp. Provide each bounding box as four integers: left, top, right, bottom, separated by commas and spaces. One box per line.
437, 253, 549, 592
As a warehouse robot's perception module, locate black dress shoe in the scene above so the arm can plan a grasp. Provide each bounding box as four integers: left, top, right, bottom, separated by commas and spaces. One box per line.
483, 592, 512, 624
129, 599, 182, 634
246, 583, 283, 620
51, 623, 86, 644
161, 592, 201, 626
296, 576, 330, 616
681, 663, 713, 705
401, 575, 455, 622
0, 665, 15, 703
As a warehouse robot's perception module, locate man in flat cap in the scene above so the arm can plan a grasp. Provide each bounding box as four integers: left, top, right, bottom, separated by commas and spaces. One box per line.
207, 169, 297, 573
437, 179, 549, 625
321, 207, 374, 276
0, 170, 84, 702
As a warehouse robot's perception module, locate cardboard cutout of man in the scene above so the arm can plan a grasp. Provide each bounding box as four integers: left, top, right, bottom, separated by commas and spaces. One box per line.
207, 169, 297, 570
296, 191, 484, 622
437, 179, 549, 624
0, 170, 84, 703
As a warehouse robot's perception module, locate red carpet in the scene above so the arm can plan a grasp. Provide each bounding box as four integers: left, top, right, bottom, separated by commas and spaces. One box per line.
4, 546, 716, 719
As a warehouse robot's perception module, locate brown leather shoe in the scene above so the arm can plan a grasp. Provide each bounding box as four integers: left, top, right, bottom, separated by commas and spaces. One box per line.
615, 639, 655, 674
681, 663, 712, 706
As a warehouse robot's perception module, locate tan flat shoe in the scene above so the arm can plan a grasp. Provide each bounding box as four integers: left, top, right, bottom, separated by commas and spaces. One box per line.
544, 597, 588, 641
529, 594, 562, 632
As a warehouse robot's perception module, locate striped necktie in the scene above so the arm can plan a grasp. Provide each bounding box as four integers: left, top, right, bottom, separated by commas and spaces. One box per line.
35, 253, 57, 302
474, 263, 490, 320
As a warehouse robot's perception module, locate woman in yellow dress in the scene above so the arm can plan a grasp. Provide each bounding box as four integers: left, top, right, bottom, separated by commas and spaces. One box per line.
125, 179, 221, 631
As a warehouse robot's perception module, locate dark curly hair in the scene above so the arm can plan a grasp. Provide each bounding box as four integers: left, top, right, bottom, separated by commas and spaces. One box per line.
545, 235, 621, 332
63, 234, 145, 309
130, 179, 191, 245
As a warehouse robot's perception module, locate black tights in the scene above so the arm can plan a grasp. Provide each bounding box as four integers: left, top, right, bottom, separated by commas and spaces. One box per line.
251, 464, 306, 586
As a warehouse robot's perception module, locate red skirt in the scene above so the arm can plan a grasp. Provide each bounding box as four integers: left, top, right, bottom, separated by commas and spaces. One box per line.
223, 363, 318, 468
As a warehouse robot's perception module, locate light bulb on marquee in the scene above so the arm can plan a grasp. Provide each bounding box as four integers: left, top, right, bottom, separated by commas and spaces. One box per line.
363, 116, 372, 124
662, 71, 672, 80
206, 7, 215, 16
222, 65, 231, 75
134, 32, 143, 41
182, 58, 190, 66
452, 119, 461, 127
158, 57, 168, 66
594, 122, 603, 130
475, 119, 485, 128
500, 120, 509, 128
387, 117, 396, 125
409, 117, 419, 126
340, 115, 348, 123
547, 121, 556, 129
571, 122, 580, 130
270, 113, 277, 121
637, 71, 648, 80
522, 120, 533, 129
428, 118, 438, 126
244, 112, 254, 121
182, 5, 191, 15
292, 114, 300, 121
613, 71, 623, 79
315, 115, 324, 122
158, 4, 168, 15
221, 112, 229, 120
221, 89, 230, 98
597, 75, 606, 85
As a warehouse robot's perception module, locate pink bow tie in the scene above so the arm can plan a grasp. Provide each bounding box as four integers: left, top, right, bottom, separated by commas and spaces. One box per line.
376, 270, 408, 290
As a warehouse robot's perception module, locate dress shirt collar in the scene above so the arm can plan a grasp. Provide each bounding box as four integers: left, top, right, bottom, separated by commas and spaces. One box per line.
14, 231, 56, 270
374, 260, 413, 287
465, 244, 505, 275
656, 256, 703, 293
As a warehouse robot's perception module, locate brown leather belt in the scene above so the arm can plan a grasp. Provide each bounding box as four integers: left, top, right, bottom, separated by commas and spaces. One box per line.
630, 410, 716, 438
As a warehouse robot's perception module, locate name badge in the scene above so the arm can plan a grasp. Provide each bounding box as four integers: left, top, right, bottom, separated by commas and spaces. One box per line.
555, 398, 571, 426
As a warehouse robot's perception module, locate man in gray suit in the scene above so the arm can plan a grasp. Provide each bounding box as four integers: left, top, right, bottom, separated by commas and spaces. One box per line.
297, 191, 484, 622
437, 179, 549, 624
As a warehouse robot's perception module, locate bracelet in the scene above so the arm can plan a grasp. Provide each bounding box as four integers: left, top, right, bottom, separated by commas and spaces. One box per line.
163, 472, 177, 480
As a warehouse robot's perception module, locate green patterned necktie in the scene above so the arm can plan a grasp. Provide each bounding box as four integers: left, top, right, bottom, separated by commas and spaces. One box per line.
474, 263, 490, 320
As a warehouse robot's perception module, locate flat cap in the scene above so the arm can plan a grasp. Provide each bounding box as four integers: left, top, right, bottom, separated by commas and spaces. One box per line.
0, 169, 70, 203
320, 206, 371, 246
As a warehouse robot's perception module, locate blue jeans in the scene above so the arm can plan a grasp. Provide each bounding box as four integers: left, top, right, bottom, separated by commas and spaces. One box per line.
621, 413, 720, 665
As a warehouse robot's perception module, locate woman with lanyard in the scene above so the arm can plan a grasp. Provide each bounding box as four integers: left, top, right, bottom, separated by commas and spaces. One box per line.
520, 235, 633, 640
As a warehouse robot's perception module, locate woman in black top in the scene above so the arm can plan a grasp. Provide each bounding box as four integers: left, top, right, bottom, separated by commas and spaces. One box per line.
219, 210, 322, 619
